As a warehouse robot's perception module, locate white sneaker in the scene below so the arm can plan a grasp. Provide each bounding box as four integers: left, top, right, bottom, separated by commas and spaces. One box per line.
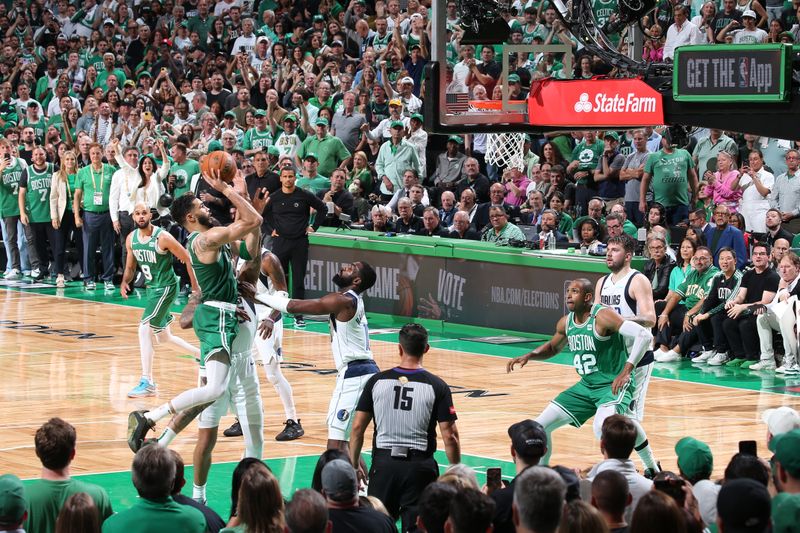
693, 350, 715, 363
708, 352, 730, 366
782, 364, 800, 375
30, 268, 40, 279
749, 360, 776, 371
655, 349, 681, 362
4, 268, 21, 280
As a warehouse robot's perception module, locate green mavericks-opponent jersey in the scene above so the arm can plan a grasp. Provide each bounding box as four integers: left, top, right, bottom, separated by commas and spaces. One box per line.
566, 304, 627, 388
21, 163, 54, 223
132, 227, 178, 288
187, 232, 238, 304
0, 157, 28, 218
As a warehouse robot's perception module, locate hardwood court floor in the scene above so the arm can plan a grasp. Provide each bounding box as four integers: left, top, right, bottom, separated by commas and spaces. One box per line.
2, 285, 799, 502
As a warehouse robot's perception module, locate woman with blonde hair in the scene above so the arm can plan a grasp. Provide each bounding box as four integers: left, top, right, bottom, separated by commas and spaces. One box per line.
49, 149, 83, 287
347, 150, 373, 192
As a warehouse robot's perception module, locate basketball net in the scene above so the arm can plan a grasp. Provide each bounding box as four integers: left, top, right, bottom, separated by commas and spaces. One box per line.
485, 132, 526, 171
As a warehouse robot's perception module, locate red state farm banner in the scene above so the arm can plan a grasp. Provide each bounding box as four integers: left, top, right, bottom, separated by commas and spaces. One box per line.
528, 77, 664, 127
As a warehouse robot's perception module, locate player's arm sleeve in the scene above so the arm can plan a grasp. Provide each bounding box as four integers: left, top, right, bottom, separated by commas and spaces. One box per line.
355, 374, 378, 414
433, 376, 458, 422
618, 320, 652, 367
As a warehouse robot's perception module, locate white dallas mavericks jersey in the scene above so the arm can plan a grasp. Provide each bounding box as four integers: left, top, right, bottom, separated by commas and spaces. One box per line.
231, 299, 257, 357
599, 269, 640, 319
330, 289, 373, 371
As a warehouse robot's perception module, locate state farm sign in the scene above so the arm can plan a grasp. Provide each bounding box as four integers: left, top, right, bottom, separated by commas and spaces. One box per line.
528, 78, 664, 127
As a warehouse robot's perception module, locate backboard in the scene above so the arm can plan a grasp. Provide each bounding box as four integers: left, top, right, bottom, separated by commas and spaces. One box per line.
428, 0, 573, 133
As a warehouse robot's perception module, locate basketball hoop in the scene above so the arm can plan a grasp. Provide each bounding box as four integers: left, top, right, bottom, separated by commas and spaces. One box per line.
485, 132, 526, 171
468, 99, 527, 171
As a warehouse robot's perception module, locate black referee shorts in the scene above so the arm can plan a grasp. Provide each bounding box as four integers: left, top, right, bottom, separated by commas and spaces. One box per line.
368, 449, 438, 532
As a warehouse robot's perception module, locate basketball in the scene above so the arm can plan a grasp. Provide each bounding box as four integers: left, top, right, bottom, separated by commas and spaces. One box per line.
200, 151, 237, 183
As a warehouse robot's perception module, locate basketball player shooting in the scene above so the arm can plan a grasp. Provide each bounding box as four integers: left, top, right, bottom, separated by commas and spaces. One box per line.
121, 203, 201, 398
506, 279, 657, 471
255, 261, 378, 452
127, 168, 262, 452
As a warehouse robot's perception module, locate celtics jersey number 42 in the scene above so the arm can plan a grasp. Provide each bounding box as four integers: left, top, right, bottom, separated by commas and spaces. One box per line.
566, 304, 628, 388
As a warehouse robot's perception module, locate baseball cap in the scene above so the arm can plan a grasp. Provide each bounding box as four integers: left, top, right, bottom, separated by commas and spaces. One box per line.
103, 18, 115, 25
604, 131, 620, 142
304, 152, 318, 161
254, 109, 267, 117
256, 35, 269, 43
313, 14, 325, 22
410, 43, 421, 51
716, 478, 771, 533
388, 98, 403, 107
508, 419, 547, 461
507, 73, 521, 83
390, 120, 405, 129
332, 40, 344, 47
763, 406, 800, 436
399, 76, 415, 85
769, 428, 800, 477
447, 135, 464, 144
283, 114, 297, 122
321, 459, 358, 501
315, 117, 329, 126
410, 113, 423, 122
207, 140, 223, 152
773, 493, 800, 533
137, 71, 152, 79
742, 8, 757, 18
0, 474, 26, 526
410, 12, 423, 20
224, 110, 236, 118
779, 31, 795, 41
675, 437, 713, 479
267, 145, 280, 156
124, 80, 136, 88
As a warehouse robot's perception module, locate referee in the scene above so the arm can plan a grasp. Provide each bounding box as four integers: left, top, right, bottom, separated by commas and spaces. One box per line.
349, 323, 461, 532
263, 166, 332, 328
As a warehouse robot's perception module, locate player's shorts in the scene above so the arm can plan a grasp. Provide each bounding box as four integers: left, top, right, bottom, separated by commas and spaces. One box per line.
632, 362, 654, 421
194, 301, 239, 366
140, 282, 178, 332
199, 350, 263, 429
552, 378, 635, 428
254, 304, 283, 364
326, 359, 379, 441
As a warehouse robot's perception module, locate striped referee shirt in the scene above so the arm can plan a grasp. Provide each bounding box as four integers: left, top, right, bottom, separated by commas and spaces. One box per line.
356, 367, 457, 455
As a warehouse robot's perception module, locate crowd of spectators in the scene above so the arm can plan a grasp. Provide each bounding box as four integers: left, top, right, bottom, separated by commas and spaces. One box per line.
3, 0, 800, 285
4, 406, 800, 533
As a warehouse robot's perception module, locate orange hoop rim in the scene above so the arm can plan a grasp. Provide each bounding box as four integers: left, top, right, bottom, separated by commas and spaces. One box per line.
469, 99, 527, 110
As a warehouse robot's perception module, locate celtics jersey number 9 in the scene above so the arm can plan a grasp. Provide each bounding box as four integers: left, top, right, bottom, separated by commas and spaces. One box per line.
566, 304, 627, 388
131, 227, 178, 288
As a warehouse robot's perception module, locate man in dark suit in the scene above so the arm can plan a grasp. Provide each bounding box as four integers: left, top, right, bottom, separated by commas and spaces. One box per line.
536, 209, 570, 244
456, 157, 491, 204
762, 208, 795, 247
473, 182, 522, 232
448, 211, 481, 240
704, 205, 747, 269
420, 207, 448, 237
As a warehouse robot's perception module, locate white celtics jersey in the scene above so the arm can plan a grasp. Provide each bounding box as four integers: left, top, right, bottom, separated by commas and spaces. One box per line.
599, 269, 640, 319
274, 131, 301, 159
330, 289, 373, 371
254, 249, 280, 321
231, 299, 257, 357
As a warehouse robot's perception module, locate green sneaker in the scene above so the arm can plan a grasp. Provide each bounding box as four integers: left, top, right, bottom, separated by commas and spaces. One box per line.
740, 360, 756, 369
725, 358, 746, 368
